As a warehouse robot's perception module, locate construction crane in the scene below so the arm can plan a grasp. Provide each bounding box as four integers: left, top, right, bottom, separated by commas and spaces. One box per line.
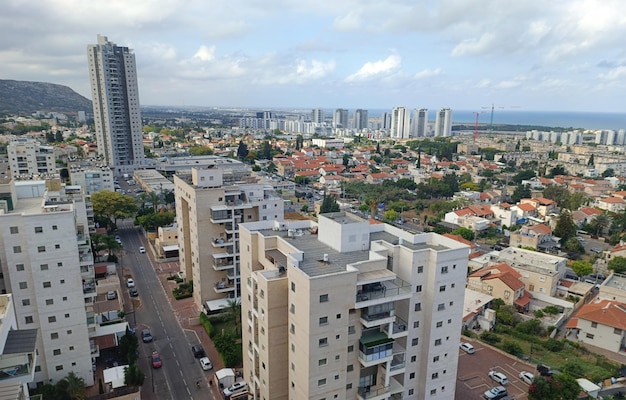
481, 104, 521, 135
472, 111, 485, 142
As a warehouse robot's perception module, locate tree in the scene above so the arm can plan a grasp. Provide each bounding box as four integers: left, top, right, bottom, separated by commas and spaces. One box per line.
590, 213, 610, 236
511, 184, 531, 203
570, 260, 592, 278
602, 168, 615, 177
137, 210, 176, 232
548, 165, 568, 177
452, 227, 475, 241
119, 327, 139, 365
124, 363, 145, 388
543, 186, 571, 208
384, 209, 398, 222
563, 237, 584, 254
295, 135, 303, 150
59, 372, 86, 400
188, 146, 213, 156
55, 131, 64, 142
608, 256, 626, 274
236, 140, 248, 160
528, 374, 581, 400
587, 154, 595, 166
260, 141, 272, 159
553, 209, 576, 242
512, 170, 536, 184
320, 195, 340, 214
226, 298, 242, 336
91, 190, 137, 230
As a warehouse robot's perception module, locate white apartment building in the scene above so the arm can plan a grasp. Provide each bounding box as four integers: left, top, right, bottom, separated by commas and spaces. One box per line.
0, 178, 94, 388
174, 164, 284, 311
496, 247, 566, 296
87, 35, 145, 176
354, 109, 369, 131
333, 109, 349, 129
7, 138, 56, 178
390, 107, 410, 139
240, 213, 469, 400
434, 108, 452, 137
69, 165, 115, 195
412, 109, 428, 137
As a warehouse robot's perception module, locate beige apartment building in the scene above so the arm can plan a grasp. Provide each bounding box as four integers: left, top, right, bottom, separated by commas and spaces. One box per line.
496, 247, 566, 296
239, 213, 469, 400
174, 164, 284, 311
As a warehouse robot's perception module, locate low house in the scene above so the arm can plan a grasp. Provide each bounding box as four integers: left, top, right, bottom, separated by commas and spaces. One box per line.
596, 196, 626, 213
509, 223, 557, 252
569, 299, 626, 354
467, 263, 526, 309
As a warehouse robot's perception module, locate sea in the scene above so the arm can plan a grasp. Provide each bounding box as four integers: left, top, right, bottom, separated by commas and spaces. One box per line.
368, 109, 626, 131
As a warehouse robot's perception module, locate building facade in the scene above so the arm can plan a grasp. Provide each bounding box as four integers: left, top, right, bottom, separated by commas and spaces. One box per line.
354, 109, 369, 131
390, 107, 410, 139
412, 109, 428, 137
239, 213, 469, 400
434, 108, 452, 137
7, 138, 56, 178
87, 35, 145, 176
174, 164, 284, 311
333, 109, 349, 129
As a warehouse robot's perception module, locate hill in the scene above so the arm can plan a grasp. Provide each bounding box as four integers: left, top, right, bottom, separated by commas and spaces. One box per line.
0, 79, 92, 115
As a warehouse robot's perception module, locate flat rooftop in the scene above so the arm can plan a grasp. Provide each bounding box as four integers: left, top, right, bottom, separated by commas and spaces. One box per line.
370, 231, 449, 252
604, 273, 626, 291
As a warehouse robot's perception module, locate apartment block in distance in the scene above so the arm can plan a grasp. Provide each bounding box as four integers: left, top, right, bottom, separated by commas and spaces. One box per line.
0, 178, 94, 387
174, 161, 284, 312
7, 138, 56, 178
239, 212, 469, 400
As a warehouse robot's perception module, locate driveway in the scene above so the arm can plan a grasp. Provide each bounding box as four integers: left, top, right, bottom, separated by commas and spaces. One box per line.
456, 340, 533, 400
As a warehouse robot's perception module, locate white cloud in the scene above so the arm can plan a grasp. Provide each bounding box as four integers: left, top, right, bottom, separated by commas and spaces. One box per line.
599, 66, 626, 81
414, 68, 442, 79
451, 33, 496, 57
193, 45, 216, 62
333, 12, 361, 31
345, 53, 402, 82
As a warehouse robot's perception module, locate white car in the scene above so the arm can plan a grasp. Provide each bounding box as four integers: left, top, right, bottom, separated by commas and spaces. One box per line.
519, 371, 534, 384
139, 246, 146, 254
199, 357, 213, 371
460, 342, 475, 354
126, 278, 135, 288
223, 381, 248, 397
107, 291, 117, 300
488, 371, 509, 385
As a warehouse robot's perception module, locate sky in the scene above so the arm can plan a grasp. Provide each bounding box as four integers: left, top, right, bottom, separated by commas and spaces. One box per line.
1, 0, 626, 113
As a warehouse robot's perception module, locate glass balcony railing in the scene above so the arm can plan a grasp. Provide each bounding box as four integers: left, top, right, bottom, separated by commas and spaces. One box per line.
355, 278, 412, 303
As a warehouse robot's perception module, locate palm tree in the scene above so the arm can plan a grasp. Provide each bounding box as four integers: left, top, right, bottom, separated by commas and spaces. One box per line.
60, 372, 86, 400
226, 298, 242, 337
591, 213, 610, 236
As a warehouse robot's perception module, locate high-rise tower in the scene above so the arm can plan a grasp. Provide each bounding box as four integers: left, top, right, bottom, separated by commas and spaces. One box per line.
353, 109, 369, 131
391, 106, 410, 138
434, 108, 452, 137
332, 109, 349, 129
87, 35, 145, 176
412, 108, 428, 137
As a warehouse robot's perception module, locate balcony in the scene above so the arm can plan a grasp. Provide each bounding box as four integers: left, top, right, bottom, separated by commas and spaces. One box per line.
214, 280, 238, 293
360, 304, 395, 328
383, 316, 409, 339
357, 376, 403, 400
213, 259, 234, 271
212, 237, 235, 248
354, 278, 412, 308
83, 279, 96, 294
358, 332, 394, 368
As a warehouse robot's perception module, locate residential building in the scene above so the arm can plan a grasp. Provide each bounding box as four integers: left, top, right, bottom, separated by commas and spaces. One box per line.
312, 108, 325, 124
411, 108, 428, 137
491, 203, 518, 227
596, 196, 626, 213
569, 299, 626, 354
7, 138, 56, 178
239, 213, 469, 400
496, 247, 566, 296
434, 108, 452, 137
333, 109, 349, 129
467, 263, 528, 311
174, 164, 284, 311
69, 165, 115, 195
87, 35, 145, 176
508, 223, 557, 252
354, 109, 369, 131
597, 273, 626, 304
390, 107, 410, 139
0, 178, 94, 388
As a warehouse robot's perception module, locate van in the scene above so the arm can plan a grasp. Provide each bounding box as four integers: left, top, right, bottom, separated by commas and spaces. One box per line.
460, 343, 475, 354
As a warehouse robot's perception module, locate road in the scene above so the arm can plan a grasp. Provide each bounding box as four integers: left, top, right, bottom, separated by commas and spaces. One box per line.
118, 227, 214, 400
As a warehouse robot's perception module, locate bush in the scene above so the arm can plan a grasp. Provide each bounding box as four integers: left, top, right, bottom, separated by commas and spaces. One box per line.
543, 338, 564, 352
199, 312, 214, 338
502, 340, 523, 355
543, 306, 560, 315
173, 282, 193, 300
534, 310, 545, 318
515, 319, 545, 336
213, 331, 242, 367
462, 330, 477, 338
480, 332, 501, 345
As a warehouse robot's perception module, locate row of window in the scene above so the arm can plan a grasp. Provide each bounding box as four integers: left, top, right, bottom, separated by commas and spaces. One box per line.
16, 262, 63, 271
24, 311, 72, 325
9, 225, 58, 234
18, 279, 65, 290
12, 244, 62, 254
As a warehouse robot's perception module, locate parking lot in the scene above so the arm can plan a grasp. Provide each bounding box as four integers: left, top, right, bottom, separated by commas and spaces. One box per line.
456, 340, 532, 399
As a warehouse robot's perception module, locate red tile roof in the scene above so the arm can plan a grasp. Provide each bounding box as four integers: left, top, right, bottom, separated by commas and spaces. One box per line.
516, 203, 536, 212
577, 299, 626, 330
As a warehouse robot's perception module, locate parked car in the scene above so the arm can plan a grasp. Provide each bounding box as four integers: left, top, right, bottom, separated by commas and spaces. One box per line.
107, 291, 117, 300
139, 246, 146, 254
115, 235, 122, 244
460, 342, 475, 354
591, 247, 602, 253
191, 344, 206, 358
519, 371, 534, 384
129, 287, 138, 297
199, 357, 213, 371
126, 278, 135, 288
488, 371, 509, 385
483, 386, 508, 399
142, 329, 153, 343
151, 351, 162, 368
223, 381, 248, 397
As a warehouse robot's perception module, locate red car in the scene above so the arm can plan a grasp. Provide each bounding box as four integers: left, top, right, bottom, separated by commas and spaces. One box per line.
151, 351, 162, 369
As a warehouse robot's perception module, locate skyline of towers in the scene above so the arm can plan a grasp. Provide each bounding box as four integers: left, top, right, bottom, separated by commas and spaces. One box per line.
332, 108, 349, 128
434, 108, 452, 137
353, 109, 369, 130
412, 108, 428, 137
87, 35, 145, 176
391, 106, 411, 138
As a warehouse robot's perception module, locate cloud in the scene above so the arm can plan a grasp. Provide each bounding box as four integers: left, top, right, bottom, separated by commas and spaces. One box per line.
451, 33, 496, 57
193, 45, 216, 62
345, 53, 402, 82
253, 57, 336, 85
414, 68, 442, 79
333, 12, 362, 31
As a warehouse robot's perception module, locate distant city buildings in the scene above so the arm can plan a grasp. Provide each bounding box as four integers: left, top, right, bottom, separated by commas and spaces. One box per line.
434, 108, 452, 137
87, 35, 145, 176
412, 108, 428, 137
7, 138, 56, 178
312, 108, 325, 124
353, 109, 369, 131
333, 108, 348, 129
391, 106, 410, 138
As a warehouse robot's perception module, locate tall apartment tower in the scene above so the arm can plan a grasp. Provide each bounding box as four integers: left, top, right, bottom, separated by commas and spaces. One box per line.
434, 108, 452, 137
381, 112, 392, 130
412, 108, 428, 137
7, 138, 56, 178
312, 108, 325, 124
174, 162, 285, 311
0, 178, 95, 388
240, 213, 469, 400
391, 106, 410, 138
87, 35, 145, 176
353, 109, 369, 131
332, 109, 349, 129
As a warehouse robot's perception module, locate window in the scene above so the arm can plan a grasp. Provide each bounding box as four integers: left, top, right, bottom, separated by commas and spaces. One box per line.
19, 282, 27, 289
586, 333, 594, 339
415, 285, 422, 293
591, 322, 598, 328
348, 326, 355, 335
412, 338, 419, 346
41, 264, 48, 271
439, 285, 446, 292
67, 329, 72, 335
335, 375, 339, 380
417, 266, 423, 273
438, 303, 445, 311
436, 321, 443, 328
51, 333, 59, 340
35, 226, 43, 233
25, 316, 33, 324
414, 321, 420, 328
504, 290, 511, 299
410, 372, 415, 379
435, 339, 442, 346
290, 304, 295, 314
347, 364, 354, 372
10, 226, 18, 234
336, 334, 340, 340
409, 389, 414, 395
16, 264, 24, 271
319, 358, 327, 366
52, 225, 58, 230
291, 282, 296, 292
451, 283, 455, 288
430, 389, 436, 395
56, 365, 63, 371
336, 313, 341, 319
37, 246, 46, 253
60, 280, 64, 284
318, 379, 326, 386
62, 297, 67, 301
347, 345, 354, 353
449, 301, 453, 306
432, 372, 439, 379
53, 349, 61, 356
13, 246, 21, 253
433, 356, 439, 362
55, 244, 60, 249
319, 338, 328, 347
411, 355, 416, 362
347, 383, 353, 390
43, 282, 51, 288
319, 316, 328, 325
22, 299, 30, 306
46, 299, 53, 305
48, 316, 56, 323
615, 328, 623, 335
335, 355, 340, 360
441, 266, 448, 273
320, 294, 329, 303
57, 262, 62, 267
414, 303, 421, 312
290, 324, 295, 334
